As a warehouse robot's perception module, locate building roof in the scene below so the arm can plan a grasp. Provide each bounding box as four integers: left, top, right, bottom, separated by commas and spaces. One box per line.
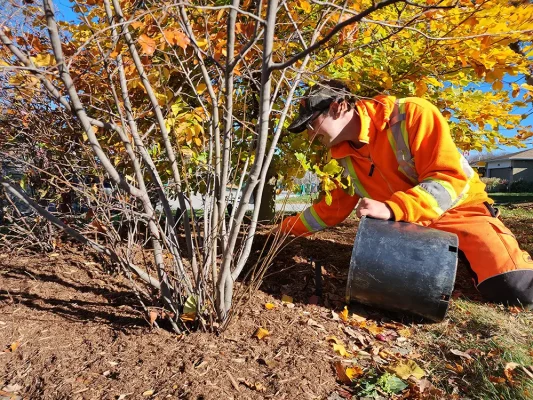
481, 148, 533, 163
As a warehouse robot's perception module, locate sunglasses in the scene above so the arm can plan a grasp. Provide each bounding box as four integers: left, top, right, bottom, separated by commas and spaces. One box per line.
306, 110, 324, 132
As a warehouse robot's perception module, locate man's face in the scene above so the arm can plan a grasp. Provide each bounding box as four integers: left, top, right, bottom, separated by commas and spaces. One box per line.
305, 103, 345, 148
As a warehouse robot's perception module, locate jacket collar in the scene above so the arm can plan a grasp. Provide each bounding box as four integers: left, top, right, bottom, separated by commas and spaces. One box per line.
330, 95, 396, 159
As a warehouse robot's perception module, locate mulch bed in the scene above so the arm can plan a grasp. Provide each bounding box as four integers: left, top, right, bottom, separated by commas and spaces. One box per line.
1, 212, 529, 399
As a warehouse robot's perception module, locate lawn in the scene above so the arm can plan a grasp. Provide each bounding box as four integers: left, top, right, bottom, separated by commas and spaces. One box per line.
488, 192, 533, 204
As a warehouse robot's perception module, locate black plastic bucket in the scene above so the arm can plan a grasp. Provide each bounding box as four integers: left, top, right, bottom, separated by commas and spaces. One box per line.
346, 217, 459, 322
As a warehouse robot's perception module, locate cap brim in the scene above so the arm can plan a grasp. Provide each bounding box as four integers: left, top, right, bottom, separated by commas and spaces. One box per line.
287, 113, 313, 134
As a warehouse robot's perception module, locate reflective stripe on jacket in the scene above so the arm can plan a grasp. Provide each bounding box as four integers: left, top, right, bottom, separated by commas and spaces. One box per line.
280, 95, 490, 236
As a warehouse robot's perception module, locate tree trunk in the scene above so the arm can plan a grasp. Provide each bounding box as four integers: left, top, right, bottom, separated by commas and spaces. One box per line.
256, 163, 277, 224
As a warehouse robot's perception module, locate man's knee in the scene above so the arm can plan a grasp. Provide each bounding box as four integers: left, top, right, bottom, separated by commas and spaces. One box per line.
477, 270, 533, 308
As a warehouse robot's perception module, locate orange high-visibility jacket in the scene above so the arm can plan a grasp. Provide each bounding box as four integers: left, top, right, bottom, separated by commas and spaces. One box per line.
280, 95, 491, 236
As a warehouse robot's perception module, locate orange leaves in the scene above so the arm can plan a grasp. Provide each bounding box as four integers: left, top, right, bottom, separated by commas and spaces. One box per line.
445, 362, 464, 374
339, 306, 349, 322
503, 362, 520, 383
162, 29, 190, 50
138, 34, 156, 55
334, 361, 364, 384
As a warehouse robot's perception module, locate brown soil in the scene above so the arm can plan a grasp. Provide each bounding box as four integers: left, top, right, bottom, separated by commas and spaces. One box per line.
0, 214, 529, 400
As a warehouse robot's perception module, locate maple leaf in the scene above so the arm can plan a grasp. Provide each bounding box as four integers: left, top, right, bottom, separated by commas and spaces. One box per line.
138, 34, 156, 55
163, 29, 190, 50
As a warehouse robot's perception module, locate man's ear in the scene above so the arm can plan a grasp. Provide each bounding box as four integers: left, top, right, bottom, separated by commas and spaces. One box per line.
329, 101, 341, 117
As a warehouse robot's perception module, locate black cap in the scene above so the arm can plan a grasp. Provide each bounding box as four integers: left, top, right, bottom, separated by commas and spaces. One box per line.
287, 80, 353, 133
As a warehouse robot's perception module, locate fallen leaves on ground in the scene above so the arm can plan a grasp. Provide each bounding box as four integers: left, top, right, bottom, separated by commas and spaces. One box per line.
326, 336, 343, 345
339, 306, 349, 322
264, 302, 276, 310
388, 359, 426, 380
445, 362, 464, 374
333, 343, 348, 357
334, 361, 353, 385
253, 327, 270, 340
4, 342, 20, 353
281, 294, 293, 304
450, 348, 473, 360
504, 362, 520, 383
238, 379, 266, 392
345, 365, 364, 380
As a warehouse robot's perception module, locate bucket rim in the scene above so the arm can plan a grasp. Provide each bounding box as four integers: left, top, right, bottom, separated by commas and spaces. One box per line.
345, 216, 369, 303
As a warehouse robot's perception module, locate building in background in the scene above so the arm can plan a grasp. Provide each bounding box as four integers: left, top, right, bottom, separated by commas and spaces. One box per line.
477, 149, 533, 183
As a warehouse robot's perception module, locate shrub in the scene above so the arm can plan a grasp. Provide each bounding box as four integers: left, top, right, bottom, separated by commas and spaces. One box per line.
509, 179, 533, 193
481, 177, 508, 193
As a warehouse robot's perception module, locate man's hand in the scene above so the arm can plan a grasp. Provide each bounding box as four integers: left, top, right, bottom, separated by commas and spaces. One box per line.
355, 198, 393, 220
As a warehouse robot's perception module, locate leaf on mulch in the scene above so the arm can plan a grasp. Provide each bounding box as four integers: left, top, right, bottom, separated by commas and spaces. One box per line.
397, 328, 412, 337
4, 342, 20, 353
333, 343, 348, 357
375, 330, 398, 342
346, 365, 364, 380
504, 362, 520, 383
264, 302, 276, 310
238, 379, 266, 392
343, 326, 366, 345
149, 311, 158, 326
334, 361, 353, 385
340, 306, 349, 322
258, 358, 278, 369
388, 360, 425, 380
333, 362, 363, 385
450, 349, 473, 361
2, 383, 22, 392
326, 336, 343, 345
183, 295, 198, 315
359, 321, 384, 336
253, 327, 270, 340
281, 294, 293, 304
307, 318, 326, 331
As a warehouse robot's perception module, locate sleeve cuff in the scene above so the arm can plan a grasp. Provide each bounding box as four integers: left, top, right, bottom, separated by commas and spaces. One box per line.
385, 200, 404, 222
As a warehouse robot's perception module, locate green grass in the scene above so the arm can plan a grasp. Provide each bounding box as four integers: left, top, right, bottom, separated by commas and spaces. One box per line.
416, 299, 533, 399
488, 193, 533, 204
275, 194, 318, 204
499, 204, 533, 219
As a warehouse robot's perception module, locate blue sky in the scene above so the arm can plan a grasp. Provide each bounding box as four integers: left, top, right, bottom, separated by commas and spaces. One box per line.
55, 0, 78, 22
54, 1, 532, 155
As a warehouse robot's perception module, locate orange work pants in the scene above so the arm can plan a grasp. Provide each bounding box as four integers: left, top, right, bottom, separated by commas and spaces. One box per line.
427, 203, 533, 306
